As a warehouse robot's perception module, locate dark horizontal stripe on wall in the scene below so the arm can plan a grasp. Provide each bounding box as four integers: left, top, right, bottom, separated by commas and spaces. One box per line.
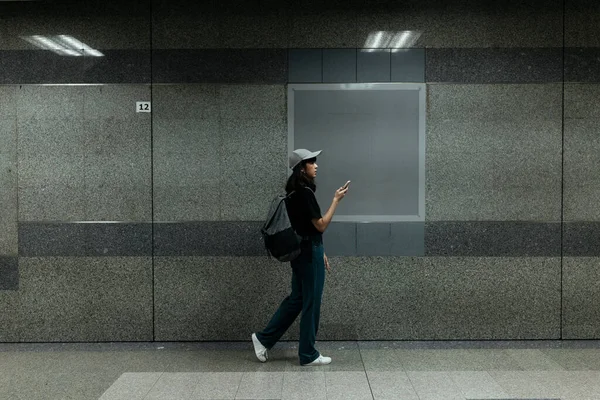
565, 48, 600, 83
426, 48, 562, 83
1, 50, 84, 84
0, 256, 19, 291
425, 221, 562, 257
1, 49, 151, 84
323, 222, 425, 257
83, 50, 151, 84
154, 221, 265, 256
19, 222, 152, 257
152, 49, 288, 84
17, 221, 600, 257
288, 48, 426, 84
4, 47, 591, 85
563, 222, 600, 256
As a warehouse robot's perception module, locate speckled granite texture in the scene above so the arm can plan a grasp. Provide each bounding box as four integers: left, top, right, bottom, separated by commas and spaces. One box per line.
355, 0, 562, 48
84, 119, 152, 221
1, 50, 84, 84
152, 49, 288, 84
426, 48, 562, 83
17, 221, 600, 257
153, 118, 221, 221
83, 85, 150, 120
344, 256, 561, 340
17, 257, 152, 342
1, 44, 580, 87
1, 50, 151, 85
564, 84, 600, 221
565, 48, 600, 83
565, 0, 600, 47
0, 290, 19, 341
219, 85, 285, 120
425, 222, 561, 257
17, 116, 86, 221
563, 257, 600, 339
83, 50, 151, 84
154, 256, 289, 341
0, 257, 18, 291
0, 111, 17, 256
0, 10, 149, 51
153, 0, 564, 49
153, 84, 286, 222
153, 222, 264, 256
0, 86, 16, 118
289, 12, 358, 48
152, 84, 218, 120
155, 256, 561, 341
16, 85, 152, 222
0, 0, 599, 343
563, 222, 600, 256
19, 223, 152, 257
427, 84, 562, 222
16, 85, 85, 120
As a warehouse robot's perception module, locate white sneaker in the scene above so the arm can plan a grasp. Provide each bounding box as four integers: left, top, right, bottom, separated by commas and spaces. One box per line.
303, 354, 332, 366
251, 333, 268, 362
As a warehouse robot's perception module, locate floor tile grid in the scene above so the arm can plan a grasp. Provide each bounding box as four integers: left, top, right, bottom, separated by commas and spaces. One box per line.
356, 341, 377, 400
142, 372, 164, 400
355, 346, 578, 400
100, 370, 600, 400
357, 344, 425, 400
144, 372, 246, 400
99, 372, 163, 400
19, 343, 600, 400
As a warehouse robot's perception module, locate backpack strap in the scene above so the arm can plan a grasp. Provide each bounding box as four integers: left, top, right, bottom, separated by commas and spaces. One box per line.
263, 192, 293, 230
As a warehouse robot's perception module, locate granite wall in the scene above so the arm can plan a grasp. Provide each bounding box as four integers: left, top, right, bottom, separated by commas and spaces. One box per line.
0, 0, 598, 342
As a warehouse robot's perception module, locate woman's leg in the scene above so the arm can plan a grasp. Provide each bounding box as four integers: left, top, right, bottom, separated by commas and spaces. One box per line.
255, 248, 307, 349
298, 242, 325, 365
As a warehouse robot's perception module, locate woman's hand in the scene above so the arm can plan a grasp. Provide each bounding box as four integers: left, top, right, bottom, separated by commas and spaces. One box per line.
314, 181, 350, 233
324, 253, 331, 273
334, 185, 349, 202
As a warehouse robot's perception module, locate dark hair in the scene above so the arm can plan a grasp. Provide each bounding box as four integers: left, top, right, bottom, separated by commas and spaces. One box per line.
285, 157, 317, 194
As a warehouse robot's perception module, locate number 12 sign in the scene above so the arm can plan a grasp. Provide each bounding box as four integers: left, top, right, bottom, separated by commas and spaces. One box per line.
136, 102, 151, 113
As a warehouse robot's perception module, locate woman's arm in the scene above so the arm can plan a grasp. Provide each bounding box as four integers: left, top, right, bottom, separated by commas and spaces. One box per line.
311, 185, 349, 233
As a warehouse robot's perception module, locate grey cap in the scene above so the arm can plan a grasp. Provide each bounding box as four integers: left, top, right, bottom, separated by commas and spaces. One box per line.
289, 148, 322, 169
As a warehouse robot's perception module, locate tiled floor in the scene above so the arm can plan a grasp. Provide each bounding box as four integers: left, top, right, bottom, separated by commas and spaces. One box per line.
1, 341, 600, 399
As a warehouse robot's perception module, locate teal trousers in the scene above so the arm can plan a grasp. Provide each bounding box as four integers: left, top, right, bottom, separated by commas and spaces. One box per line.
256, 238, 325, 365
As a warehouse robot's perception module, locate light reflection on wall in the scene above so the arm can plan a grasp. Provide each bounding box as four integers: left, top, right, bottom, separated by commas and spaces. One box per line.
21, 35, 104, 57
363, 31, 421, 51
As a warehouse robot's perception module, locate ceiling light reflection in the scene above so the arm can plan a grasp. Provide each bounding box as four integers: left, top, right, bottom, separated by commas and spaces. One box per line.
22, 35, 82, 56
364, 31, 389, 51
390, 31, 421, 50
21, 35, 104, 57
363, 30, 421, 50
55, 35, 104, 57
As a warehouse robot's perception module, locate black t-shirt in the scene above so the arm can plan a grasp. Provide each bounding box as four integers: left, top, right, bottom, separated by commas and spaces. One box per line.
285, 186, 322, 237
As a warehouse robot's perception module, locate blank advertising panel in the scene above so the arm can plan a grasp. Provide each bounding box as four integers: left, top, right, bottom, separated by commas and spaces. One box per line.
288, 83, 425, 222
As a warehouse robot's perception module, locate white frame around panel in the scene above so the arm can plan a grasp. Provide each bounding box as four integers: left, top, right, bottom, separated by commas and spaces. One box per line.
287, 83, 426, 223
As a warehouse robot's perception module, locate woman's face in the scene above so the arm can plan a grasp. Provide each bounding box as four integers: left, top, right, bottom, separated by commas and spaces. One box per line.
302, 159, 318, 179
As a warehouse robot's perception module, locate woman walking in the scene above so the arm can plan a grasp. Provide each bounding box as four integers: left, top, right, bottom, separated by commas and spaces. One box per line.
252, 148, 350, 366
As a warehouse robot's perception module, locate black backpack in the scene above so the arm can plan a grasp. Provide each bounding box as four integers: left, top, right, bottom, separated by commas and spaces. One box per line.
261, 191, 302, 262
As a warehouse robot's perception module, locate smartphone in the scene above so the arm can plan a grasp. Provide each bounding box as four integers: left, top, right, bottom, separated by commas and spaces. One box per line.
342, 180, 351, 189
